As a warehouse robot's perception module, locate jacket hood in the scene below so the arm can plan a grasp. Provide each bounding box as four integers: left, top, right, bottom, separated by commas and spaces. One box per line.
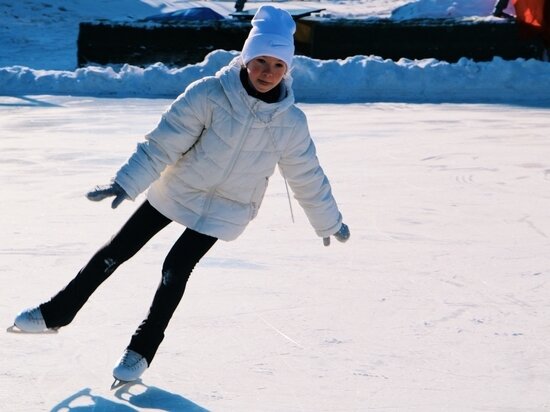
216, 57, 295, 124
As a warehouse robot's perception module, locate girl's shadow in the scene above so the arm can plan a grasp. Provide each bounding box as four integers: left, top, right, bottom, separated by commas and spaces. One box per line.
114, 380, 209, 411
50, 381, 209, 411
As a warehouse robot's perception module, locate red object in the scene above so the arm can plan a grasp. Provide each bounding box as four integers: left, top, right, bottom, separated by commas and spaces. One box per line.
513, 0, 550, 45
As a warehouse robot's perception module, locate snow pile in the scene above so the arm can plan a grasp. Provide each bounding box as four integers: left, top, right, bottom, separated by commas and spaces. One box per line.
1, 50, 549, 104
390, 0, 513, 20
291, 54, 550, 103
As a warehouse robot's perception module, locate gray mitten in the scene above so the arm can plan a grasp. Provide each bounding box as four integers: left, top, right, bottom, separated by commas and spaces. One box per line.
323, 223, 350, 246
86, 182, 129, 209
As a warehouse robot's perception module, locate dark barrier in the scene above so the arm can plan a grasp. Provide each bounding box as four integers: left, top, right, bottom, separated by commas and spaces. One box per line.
78, 21, 251, 67
296, 18, 545, 62
77, 18, 545, 67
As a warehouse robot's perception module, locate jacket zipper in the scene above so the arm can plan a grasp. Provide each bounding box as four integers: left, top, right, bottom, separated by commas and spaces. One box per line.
195, 103, 258, 228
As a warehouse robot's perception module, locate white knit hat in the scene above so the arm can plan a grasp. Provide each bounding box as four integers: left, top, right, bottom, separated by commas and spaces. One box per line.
240, 5, 296, 69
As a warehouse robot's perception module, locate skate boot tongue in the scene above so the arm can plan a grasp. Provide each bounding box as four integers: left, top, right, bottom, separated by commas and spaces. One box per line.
112, 349, 148, 384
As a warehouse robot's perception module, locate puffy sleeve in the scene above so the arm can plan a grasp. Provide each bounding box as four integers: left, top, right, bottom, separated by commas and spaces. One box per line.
278, 110, 343, 238
114, 78, 212, 200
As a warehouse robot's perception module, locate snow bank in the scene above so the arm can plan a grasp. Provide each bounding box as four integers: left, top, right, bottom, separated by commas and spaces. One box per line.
1, 50, 549, 104
390, 0, 513, 20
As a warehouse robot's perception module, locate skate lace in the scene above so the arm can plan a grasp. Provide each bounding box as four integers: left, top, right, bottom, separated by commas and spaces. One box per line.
120, 350, 145, 369
28, 307, 45, 324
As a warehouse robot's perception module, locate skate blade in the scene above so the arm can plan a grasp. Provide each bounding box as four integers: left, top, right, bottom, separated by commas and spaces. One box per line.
6, 325, 59, 334
111, 379, 130, 390
110, 377, 143, 391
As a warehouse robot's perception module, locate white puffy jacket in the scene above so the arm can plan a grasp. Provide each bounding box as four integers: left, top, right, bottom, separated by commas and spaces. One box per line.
115, 58, 343, 241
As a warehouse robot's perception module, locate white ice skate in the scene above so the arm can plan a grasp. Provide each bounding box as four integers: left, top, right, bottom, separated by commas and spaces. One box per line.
7, 307, 58, 334
111, 349, 148, 389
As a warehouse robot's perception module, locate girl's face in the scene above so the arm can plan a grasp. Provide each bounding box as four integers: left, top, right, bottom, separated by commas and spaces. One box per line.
246, 56, 287, 93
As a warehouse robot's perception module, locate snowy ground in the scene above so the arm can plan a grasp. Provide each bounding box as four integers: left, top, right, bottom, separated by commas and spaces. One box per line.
2, 95, 550, 411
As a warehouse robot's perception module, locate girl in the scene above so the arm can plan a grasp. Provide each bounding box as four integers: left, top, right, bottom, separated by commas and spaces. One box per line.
11, 5, 350, 384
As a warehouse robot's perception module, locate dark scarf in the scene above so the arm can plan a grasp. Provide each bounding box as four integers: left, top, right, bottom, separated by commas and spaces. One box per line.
240, 67, 283, 104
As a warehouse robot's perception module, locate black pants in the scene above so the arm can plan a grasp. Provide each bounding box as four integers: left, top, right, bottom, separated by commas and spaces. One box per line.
40, 201, 217, 365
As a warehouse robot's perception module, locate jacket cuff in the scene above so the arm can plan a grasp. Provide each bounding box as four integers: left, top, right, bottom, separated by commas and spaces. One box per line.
113, 173, 139, 201
315, 214, 343, 238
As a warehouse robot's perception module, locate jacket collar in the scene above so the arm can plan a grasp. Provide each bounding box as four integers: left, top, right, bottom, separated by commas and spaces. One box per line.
216, 57, 295, 124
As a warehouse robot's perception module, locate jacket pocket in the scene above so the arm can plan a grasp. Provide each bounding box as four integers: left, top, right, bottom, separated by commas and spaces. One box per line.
250, 177, 269, 220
